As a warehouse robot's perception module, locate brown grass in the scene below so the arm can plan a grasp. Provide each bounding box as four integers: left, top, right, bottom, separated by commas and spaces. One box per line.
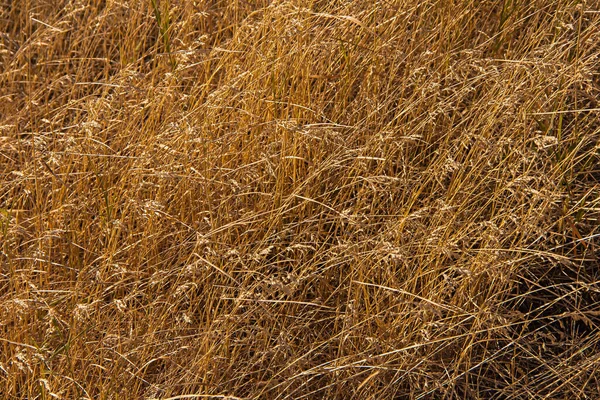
1, 0, 600, 398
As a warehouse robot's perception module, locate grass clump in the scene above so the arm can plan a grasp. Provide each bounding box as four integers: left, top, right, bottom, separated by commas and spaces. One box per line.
1, 0, 600, 398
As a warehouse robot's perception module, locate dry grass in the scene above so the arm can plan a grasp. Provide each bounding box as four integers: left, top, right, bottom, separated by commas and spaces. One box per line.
1, 0, 600, 398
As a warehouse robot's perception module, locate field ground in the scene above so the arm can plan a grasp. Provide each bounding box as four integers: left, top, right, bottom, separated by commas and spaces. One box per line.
1, 1, 600, 398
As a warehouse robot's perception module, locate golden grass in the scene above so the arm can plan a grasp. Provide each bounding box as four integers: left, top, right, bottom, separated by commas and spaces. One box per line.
1, 0, 600, 398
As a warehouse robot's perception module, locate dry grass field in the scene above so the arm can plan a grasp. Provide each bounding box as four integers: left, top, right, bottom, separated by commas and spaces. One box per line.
1, 0, 600, 398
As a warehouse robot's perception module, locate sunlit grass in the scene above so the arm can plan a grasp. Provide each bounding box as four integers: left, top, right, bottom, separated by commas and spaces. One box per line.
1, 1, 599, 398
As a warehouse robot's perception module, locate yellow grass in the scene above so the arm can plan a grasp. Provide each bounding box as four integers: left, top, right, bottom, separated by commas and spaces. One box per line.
1, 0, 600, 398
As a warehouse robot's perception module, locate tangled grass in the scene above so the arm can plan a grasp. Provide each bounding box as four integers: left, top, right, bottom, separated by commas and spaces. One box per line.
1, 0, 600, 398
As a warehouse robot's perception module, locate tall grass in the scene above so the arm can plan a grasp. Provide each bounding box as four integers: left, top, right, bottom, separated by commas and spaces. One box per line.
1, 0, 599, 398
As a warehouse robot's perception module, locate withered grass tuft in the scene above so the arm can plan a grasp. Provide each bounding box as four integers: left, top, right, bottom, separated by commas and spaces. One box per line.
1, 1, 600, 398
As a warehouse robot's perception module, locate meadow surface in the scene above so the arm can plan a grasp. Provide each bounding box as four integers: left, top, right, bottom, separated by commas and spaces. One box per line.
1, 1, 600, 398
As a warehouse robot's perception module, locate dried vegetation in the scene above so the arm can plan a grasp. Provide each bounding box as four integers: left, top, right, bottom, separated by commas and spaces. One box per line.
1, 0, 600, 398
